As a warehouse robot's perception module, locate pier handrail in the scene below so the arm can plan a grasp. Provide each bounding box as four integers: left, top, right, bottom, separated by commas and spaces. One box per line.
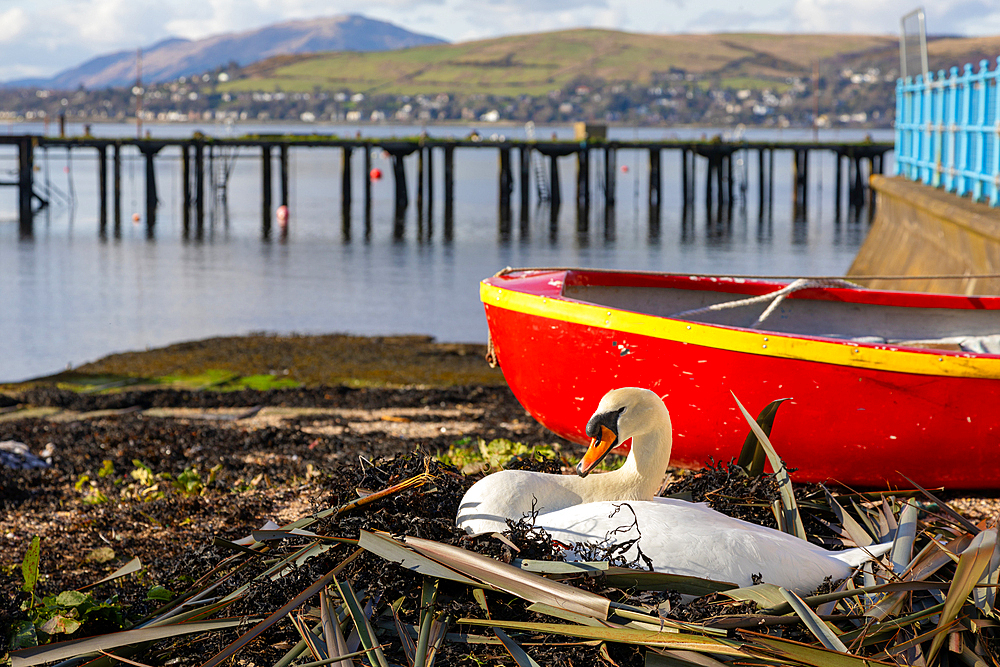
895, 57, 1000, 206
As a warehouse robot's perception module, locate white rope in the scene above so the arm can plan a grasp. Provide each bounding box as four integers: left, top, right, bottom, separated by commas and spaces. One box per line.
671, 278, 862, 327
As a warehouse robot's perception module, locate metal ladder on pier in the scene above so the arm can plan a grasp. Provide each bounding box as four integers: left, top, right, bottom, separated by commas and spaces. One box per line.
525, 122, 550, 202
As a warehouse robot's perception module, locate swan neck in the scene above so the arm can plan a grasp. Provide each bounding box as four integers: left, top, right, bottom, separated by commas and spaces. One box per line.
599, 428, 672, 501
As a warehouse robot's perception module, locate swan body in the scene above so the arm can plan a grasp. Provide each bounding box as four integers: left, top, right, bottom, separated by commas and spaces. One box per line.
456, 387, 888, 592
457, 388, 673, 535
537, 498, 890, 592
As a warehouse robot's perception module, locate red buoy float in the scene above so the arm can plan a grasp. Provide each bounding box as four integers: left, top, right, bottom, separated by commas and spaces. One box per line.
370, 168, 382, 180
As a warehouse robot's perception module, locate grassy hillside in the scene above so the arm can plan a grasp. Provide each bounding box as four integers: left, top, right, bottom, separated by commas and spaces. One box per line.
220, 29, 900, 96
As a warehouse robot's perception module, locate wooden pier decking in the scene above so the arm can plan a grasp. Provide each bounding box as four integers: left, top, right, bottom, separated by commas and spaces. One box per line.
0, 134, 892, 239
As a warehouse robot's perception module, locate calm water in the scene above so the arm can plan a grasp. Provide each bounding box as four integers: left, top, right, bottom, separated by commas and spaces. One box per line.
0, 122, 893, 382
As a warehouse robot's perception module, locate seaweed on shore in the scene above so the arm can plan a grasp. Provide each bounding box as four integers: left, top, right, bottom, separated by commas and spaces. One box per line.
4, 389, 1000, 667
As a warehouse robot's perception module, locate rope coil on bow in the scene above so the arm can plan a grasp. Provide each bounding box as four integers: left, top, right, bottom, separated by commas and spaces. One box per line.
670, 278, 862, 327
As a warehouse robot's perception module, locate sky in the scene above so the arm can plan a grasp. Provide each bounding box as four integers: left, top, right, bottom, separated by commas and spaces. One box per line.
2, 0, 999, 82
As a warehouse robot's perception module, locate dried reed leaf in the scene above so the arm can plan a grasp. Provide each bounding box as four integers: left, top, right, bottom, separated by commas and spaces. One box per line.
361, 530, 612, 619
391, 603, 417, 667
823, 487, 873, 547
731, 393, 805, 539
197, 548, 363, 667
9, 620, 248, 667
494, 628, 542, 667
973, 533, 1000, 615
526, 602, 621, 628
290, 611, 330, 660
899, 472, 981, 535
322, 588, 354, 667
600, 567, 735, 597
80, 557, 143, 590
890, 502, 918, 575
740, 630, 895, 667
334, 575, 390, 667
414, 578, 440, 667
646, 648, 732, 667
780, 587, 850, 653
735, 398, 789, 477
928, 529, 998, 663
457, 618, 747, 656
721, 583, 786, 608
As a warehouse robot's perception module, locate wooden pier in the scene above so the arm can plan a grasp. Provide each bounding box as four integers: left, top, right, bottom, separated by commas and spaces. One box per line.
0, 134, 892, 239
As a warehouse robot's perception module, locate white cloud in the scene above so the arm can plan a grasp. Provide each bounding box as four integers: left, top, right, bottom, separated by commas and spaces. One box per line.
0, 8, 28, 42
789, 0, 1000, 36
0, 0, 997, 82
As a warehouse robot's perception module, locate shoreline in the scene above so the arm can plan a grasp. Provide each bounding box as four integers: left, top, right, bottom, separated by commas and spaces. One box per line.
3, 332, 505, 391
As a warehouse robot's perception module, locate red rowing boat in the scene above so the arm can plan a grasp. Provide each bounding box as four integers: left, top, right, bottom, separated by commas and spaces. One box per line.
481, 268, 1000, 490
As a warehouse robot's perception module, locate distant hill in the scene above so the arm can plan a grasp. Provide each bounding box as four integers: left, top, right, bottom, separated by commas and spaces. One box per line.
221, 28, 1000, 97
222, 29, 895, 96
5, 15, 446, 90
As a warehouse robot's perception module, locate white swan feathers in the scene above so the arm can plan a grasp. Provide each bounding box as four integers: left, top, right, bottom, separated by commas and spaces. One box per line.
456, 387, 674, 534
456, 387, 890, 592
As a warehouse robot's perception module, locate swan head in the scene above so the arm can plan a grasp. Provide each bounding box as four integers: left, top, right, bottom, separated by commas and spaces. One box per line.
577, 387, 668, 477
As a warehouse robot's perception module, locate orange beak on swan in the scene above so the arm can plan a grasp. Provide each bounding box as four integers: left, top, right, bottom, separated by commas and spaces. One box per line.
577, 425, 617, 476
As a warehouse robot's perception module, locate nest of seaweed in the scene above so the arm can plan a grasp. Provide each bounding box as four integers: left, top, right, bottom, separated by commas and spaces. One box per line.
6, 448, 1000, 667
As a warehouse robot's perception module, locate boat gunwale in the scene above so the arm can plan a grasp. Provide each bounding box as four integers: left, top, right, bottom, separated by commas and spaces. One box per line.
481, 269, 1000, 379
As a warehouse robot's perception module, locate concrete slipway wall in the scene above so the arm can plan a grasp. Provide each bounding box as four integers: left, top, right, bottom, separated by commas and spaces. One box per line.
848, 175, 1000, 296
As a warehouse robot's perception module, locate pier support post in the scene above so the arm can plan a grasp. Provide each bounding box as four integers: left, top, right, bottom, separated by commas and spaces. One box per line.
576, 147, 590, 227
834, 152, 843, 220
98, 144, 108, 237
280, 144, 289, 210
341, 145, 353, 239
648, 148, 661, 213
499, 146, 513, 235
604, 146, 616, 210
850, 155, 864, 208
716, 153, 725, 215
181, 143, 191, 237
726, 151, 734, 211
392, 153, 409, 211
18, 136, 34, 237
801, 150, 809, 213
768, 149, 775, 212
194, 140, 205, 238
792, 149, 808, 219
519, 146, 531, 221
417, 145, 425, 223
549, 154, 561, 217
757, 148, 766, 218
444, 145, 454, 239
426, 146, 434, 223
341, 145, 353, 212
262, 145, 272, 238
681, 148, 694, 218
705, 154, 715, 219
139, 143, 160, 237
363, 145, 372, 237
113, 142, 122, 237
792, 150, 800, 211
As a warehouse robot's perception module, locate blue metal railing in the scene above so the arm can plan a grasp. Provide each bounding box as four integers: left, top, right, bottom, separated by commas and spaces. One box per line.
895, 57, 1000, 206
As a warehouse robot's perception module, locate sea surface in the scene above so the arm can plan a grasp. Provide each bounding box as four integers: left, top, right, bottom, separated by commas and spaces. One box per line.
0, 121, 894, 382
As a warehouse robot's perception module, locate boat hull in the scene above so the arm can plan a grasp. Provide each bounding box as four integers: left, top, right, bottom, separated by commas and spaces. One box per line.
482, 269, 1000, 490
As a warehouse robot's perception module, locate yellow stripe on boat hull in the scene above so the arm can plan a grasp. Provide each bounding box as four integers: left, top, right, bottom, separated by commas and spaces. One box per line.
481, 281, 1000, 380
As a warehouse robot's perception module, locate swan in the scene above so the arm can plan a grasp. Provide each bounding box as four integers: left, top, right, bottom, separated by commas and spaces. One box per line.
457, 387, 891, 593
457, 387, 673, 535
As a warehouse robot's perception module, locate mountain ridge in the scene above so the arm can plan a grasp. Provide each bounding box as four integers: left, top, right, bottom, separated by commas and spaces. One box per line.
5, 15, 446, 90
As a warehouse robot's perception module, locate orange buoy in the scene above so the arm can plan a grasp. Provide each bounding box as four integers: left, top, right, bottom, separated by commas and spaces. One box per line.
370, 168, 382, 180
276, 205, 289, 227
132, 213, 141, 224
621, 165, 629, 173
